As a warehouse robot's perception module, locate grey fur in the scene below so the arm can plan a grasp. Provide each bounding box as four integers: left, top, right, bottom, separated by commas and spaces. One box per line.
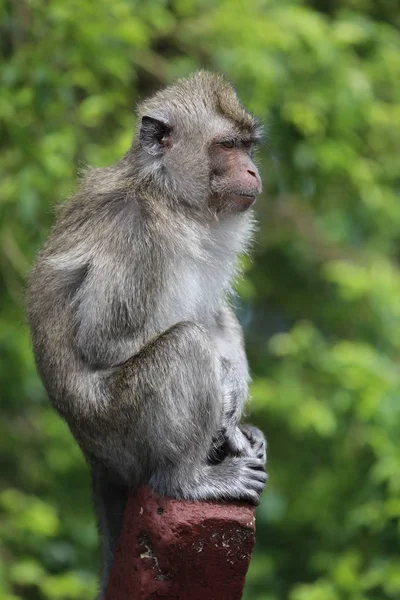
27, 71, 267, 598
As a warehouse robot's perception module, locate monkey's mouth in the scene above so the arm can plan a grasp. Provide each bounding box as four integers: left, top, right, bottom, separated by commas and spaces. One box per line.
229, 192, 256, 211
238, 193, 256, 201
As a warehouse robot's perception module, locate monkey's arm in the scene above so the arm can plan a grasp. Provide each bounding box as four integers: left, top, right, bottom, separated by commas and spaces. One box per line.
212, 305, 266, 462
213, 304, 249, 420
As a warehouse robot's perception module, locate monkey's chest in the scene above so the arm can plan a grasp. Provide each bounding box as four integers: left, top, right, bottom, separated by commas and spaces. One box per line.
154, 259, 228, 329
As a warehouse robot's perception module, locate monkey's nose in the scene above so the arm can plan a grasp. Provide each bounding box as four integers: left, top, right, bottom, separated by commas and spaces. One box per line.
247, 167, 262, 190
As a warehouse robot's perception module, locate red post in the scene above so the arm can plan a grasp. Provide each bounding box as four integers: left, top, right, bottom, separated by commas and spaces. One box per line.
106, 486, 256, 600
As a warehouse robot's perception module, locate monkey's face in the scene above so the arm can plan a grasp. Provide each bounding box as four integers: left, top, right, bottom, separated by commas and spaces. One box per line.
137, 114, 262, 215
136, 72, 262, 214
208, 135, 262, 214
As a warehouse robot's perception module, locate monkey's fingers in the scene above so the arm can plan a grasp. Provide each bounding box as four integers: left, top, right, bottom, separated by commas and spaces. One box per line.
240, 425, 267, 464
226, 456, 268, 505
223, 426, 251, 457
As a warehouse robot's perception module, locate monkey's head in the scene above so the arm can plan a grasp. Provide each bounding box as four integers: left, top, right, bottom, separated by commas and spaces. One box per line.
133, 71, 262, 216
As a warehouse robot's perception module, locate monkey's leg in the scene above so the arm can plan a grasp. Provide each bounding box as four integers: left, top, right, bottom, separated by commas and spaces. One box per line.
103, 321, 266, 504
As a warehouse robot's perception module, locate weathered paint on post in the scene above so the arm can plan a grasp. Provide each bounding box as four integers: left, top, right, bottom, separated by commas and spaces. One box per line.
106, 486, 256, 600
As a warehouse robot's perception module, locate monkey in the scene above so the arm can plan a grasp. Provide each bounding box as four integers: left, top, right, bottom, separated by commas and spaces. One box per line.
27, 71, 267, 598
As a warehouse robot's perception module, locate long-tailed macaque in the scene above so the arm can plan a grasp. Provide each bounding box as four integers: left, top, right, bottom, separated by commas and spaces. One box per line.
27, 71, 267, 597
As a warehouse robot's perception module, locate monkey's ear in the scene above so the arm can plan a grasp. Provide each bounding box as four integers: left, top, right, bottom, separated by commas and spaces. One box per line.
140, 116, 172, 156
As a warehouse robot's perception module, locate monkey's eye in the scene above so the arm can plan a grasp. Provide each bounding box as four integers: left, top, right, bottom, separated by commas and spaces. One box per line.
242, 140, 255, 157
220, 140, 235, 149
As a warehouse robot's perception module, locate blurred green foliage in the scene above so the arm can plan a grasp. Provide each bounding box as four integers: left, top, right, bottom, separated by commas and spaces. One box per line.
1, 0, 400, 598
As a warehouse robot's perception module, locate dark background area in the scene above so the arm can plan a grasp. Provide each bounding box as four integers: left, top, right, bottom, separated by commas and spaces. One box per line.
1, 0, 400, 598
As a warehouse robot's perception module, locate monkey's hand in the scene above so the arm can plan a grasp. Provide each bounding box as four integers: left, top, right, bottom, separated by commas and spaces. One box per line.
222, 425, 250, 456
212, 424, 267, 467
240, 424, 267, 465
218, 455, 267, 506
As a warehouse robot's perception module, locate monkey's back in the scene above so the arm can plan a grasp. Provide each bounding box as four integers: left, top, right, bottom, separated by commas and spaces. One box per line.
27, 179, 157, 414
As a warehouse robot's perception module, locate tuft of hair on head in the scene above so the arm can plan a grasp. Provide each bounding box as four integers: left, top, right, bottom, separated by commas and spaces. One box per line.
182, 71, 262, 138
